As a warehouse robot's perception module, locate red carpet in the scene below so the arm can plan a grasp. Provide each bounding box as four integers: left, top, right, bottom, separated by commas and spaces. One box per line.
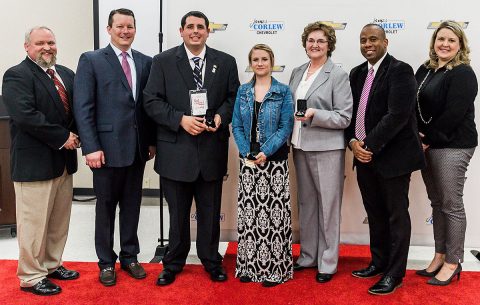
1, 243, 479, 305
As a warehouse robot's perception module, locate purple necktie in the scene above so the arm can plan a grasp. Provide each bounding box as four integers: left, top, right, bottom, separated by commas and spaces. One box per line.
355, 67, 375, 141
121, 52, 132, 89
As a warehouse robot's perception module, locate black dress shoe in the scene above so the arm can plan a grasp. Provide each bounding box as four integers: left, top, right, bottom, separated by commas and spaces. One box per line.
262, 280, 280, 287
239, 275, 252, 283
157, 269, 176, 286
99, 267, 116, 286
293, 263, 316, 271
121, 262, 147, 279
416, 266, 441, 277
21, 278, 61, 296
352, 264, 384, 278
316, 272, 333, 283
47, 266, 79, 280
368, 275, 402, 295
209, 266, 227, 282
293, 263, 305, 271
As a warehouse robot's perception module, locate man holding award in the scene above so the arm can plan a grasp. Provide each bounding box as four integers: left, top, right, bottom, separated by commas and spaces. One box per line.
143, 11, 239, 285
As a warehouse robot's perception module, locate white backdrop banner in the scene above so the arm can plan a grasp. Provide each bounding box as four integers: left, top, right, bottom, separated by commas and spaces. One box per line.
98, 0, 480, 247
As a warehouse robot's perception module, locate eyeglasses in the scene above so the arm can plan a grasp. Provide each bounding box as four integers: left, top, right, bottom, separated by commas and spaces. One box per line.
307, 39, 328, 45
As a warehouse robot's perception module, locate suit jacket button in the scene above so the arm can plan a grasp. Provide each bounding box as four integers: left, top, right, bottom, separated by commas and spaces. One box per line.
134, 124, 137, 129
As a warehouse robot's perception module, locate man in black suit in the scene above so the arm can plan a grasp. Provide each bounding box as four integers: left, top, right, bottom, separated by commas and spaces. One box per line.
73, 8, 155, 286
2, 26, 79, 296
144, 11, 239, 285
345, 24, 425, 295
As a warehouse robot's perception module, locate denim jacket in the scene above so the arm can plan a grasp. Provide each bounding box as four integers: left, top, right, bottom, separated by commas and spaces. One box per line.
232, 77, 294, 157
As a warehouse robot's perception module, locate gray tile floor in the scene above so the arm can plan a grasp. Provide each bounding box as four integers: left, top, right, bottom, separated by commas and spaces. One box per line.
1, 198, 479, 271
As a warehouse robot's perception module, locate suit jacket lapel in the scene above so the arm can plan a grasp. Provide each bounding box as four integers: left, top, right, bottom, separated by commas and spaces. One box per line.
203, 46, 217, 92
26, 59, 67, 121
290, 62, 308, 97
176, 45, 196, 90
368, 54, 391, 102
132, 49, 144, 102
305, 58, 334, 100
104, 45, 133, 95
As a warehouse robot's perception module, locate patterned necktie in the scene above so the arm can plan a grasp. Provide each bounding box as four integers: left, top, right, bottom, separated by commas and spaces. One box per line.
355, 67, 375, 141
46, 68, 70, 116
121, 51, 133, 88
192, 57, 203, 89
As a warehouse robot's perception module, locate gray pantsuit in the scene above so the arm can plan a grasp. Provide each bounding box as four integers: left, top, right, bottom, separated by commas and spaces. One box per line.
421, 148, 475, 263
293, 149, 345, 273
289, 58, 353, 274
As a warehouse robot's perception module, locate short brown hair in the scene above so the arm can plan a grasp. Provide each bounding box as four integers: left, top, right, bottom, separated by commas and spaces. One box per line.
425, 20, 470, 70
108, 8, 136, 28
301, 22, 336, 57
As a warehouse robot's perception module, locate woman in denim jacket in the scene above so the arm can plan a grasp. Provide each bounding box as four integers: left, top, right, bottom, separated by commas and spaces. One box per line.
232, 44, 294, 287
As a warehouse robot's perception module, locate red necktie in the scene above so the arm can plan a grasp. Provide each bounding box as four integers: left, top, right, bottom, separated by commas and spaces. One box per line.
46, 68, 70, 116
355, 67, 374, 141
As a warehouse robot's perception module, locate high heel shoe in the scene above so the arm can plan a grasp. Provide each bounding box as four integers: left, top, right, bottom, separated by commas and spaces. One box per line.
427, 264, 462, 286
415, 265, 442, 277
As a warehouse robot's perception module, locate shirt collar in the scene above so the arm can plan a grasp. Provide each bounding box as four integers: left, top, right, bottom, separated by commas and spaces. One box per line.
368, 52, 388, 73
184, 44, 206, 61
110, 43, 133, 58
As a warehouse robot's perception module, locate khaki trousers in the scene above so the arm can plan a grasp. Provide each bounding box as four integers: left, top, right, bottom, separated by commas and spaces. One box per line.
14, 169, 73, 287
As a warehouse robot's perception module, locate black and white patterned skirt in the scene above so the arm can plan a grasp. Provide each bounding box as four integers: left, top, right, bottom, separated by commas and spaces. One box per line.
235, 159, 293, 283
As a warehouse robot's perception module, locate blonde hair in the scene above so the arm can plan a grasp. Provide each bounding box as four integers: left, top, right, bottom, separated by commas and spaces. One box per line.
248, 44, 275, 82
425, 20, 470, 70
248, 43, 275, 67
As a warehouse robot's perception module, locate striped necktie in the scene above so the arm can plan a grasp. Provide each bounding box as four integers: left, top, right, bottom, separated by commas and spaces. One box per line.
355, 67, 374, 141
192, 57, 203, 89
46, 68, 70, 116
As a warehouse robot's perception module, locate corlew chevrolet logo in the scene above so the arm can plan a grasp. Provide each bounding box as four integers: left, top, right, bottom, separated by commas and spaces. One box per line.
249, 19, 285, 35
209, 22, 228, 33
373, 18, 405, 34
427, 21, 469, 29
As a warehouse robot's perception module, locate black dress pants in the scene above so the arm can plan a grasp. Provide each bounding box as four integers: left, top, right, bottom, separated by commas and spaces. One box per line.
356, 163, 412, 278
161, 175, 223, 273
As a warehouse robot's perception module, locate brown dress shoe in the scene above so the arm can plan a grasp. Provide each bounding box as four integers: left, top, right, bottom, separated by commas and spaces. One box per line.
121, 262, 147, 279
99, 267, 116, 286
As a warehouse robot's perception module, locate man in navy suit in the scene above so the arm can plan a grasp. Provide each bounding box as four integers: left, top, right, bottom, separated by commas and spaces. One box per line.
74, 8, 155, 286
346, 24, 425, 295
2, 26, 79, 296
144, 11, 239, 285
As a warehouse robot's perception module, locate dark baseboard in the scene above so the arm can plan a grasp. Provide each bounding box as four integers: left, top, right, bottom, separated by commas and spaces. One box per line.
73, 187, 161, 197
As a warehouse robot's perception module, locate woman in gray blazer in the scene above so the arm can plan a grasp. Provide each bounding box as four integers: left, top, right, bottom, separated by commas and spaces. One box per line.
289, 22, 353, 283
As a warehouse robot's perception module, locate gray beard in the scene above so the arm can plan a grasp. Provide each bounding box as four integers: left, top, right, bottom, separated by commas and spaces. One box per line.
36, 53, 57, 68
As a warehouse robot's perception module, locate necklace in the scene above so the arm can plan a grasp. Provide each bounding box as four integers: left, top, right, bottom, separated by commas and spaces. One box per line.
416, 70, 432, 125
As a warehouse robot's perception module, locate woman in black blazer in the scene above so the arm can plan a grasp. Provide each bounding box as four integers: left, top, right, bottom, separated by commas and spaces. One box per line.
415, 20, 477, 286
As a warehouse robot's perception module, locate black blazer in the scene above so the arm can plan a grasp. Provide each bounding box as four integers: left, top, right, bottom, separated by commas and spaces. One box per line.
2, 58, 77, 182
346, 54, 425, 178
73, 45, 154, 167
143, 44, 240, 182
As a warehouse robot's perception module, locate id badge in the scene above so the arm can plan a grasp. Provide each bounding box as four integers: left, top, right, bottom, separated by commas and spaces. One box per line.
190, 89, 208, 116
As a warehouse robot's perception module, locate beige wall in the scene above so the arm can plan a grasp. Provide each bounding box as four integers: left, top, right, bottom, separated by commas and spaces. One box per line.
1, 1, 159, 188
